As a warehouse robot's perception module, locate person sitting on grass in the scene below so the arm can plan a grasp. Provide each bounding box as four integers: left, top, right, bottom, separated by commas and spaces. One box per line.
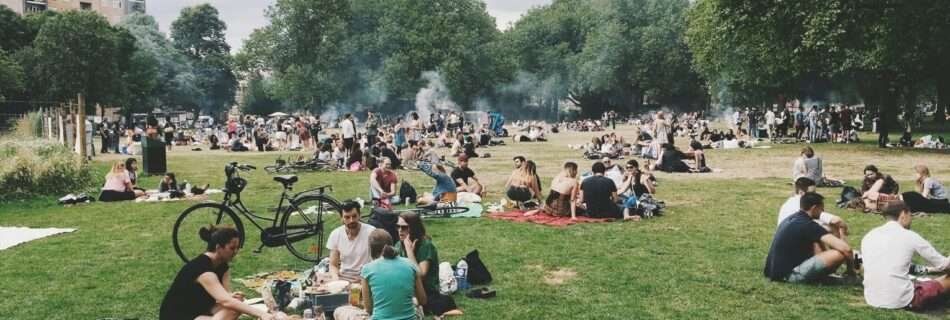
505, 157, 540, 208
900, 165, 950, 213
862, 200, 950, 311
346, 144, 363, 171
333, 229, 426, 320
617, 160, 657, 219
524, 162, 579, 219
685, 140, 711, 173
159, 225, 284, 320
451, 155, 485, 196
778, 178, 849, 240
654, 143, 691, 173
861, 165, 901, 211
370, 157, 400, 210
396, 212, 463, 318
417, 161, 458, 206
327, 200, 377, 282
99, 161, 145, 202
764, 192, 855, 283
792, 146, 843, 187
578, 161, 623, 220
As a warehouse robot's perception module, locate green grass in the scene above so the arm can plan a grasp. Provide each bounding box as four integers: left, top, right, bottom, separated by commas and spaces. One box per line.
1, 126, 949, 319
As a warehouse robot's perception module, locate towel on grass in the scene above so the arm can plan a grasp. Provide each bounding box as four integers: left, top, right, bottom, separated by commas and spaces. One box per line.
0, 227, 76, 250
487, 211, 611, 227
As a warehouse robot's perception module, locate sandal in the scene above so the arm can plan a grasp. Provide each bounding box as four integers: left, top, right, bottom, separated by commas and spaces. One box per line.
466, 287, 496, 299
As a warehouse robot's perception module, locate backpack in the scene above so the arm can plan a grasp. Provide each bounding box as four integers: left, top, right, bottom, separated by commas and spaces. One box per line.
367, 207, 399, 244
462, 249, 493, 285
399, 181, 417, 204
837, 186, 861, 208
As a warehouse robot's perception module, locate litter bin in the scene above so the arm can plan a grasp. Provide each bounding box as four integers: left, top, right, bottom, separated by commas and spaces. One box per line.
141, 137, 166, 175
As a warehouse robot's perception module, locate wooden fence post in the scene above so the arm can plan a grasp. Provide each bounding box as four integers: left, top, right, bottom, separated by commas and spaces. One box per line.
58, 104, 65, 146
77, 94, 86, 159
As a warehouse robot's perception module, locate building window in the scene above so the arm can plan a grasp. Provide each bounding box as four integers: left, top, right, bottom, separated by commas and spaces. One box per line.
80, 2, 92, 10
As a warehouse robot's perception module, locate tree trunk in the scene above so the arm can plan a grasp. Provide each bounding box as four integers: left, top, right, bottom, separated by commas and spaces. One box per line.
878, 73, 899, 148
937, 74, 948, 125
903, 85, 917, 130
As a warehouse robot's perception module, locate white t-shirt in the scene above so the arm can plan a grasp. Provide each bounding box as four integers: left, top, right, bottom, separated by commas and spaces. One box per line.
326, 223, 376, 280
924, 177, 948, 200
777, 195, 838, 229
862, 221, 950, 309
341, 119, 355, 139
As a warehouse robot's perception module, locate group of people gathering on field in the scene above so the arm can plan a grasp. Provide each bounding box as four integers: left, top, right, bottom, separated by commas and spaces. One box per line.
503, 155, 659, 221
766, 145, 949, 311
731, 104, 866, 143
159, 201, 464, 320
99, 157, 207, 203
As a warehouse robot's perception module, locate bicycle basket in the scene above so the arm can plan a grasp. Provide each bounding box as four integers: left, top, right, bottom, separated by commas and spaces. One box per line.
226, 177, 248, 194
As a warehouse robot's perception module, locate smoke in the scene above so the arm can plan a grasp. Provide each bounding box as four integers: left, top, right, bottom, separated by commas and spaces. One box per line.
320, 105, 342, 127
414, 71, 461, 119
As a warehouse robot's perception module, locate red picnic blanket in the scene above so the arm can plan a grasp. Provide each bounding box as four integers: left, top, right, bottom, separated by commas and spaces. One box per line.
486, 211, 612, 227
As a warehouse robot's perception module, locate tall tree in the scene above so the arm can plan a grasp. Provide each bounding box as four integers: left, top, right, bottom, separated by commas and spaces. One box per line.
0, 51, 24, 100
119, 13, 202, 111
31, 11, 122, 107
0, 5, 30, 53
171, 4, 237, 115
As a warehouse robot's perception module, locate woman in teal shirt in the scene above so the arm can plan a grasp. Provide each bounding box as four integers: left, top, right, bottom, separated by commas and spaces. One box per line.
395, 212, 462, 317
335, 229, 426, 320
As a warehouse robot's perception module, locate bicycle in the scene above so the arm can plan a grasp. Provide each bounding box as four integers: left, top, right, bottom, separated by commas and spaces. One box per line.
172, 162, 342, 263
264, 155, 334, 174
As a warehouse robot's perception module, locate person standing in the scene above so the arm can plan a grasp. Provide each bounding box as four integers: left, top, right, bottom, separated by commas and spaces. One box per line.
164, 117, 175, 151
807, 106, 819, 143
341, 113, 356, 155
365, 111, 379, 148
765, 108, 776, 141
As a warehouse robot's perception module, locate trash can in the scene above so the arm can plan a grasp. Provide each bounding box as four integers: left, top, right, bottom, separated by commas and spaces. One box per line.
141, 137, 166, 175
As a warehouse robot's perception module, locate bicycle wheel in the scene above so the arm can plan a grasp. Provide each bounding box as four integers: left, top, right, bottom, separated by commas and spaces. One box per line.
264, 165, 280, 174
173, 203, 245, 263
280, 195, 342, 262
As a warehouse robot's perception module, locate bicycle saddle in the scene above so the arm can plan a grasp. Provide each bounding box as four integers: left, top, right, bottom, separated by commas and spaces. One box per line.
273, 175, 298, 188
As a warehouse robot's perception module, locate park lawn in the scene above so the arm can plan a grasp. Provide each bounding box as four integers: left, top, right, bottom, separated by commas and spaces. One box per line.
1, 126, 948, 319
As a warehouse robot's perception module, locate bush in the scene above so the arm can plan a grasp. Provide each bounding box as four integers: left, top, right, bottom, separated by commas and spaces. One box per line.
14, 111, 44, 138
0, 136, 98, 201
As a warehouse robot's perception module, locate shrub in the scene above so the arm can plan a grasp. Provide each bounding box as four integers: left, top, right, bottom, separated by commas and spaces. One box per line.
14, 111, 45, 138
0, 136, 98, 201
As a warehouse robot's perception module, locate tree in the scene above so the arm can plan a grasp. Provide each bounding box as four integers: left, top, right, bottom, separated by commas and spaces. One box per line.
119, 13, 202, 112
0, 5, 30, 53
171, 4, 237, 115
113, 27, 158, 114
31, 11, 122, 107
241, 75, 282, 116
0, 51, 24, 100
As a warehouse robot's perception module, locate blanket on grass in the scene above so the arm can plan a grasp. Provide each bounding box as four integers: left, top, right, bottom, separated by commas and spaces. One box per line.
0, 227, 76, 250
487, 211, 611, 227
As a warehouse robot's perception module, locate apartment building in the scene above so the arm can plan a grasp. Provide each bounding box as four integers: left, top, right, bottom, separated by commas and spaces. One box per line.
0, 0, 145, 24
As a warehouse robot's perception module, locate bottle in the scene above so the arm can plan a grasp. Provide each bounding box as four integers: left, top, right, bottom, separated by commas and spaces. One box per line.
349, 283, 362, 306
455, 260, 470, 290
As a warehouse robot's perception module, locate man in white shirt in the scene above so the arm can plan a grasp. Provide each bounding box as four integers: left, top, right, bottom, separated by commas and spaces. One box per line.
778, 177, 849, 240
327, 200, 376, 282
764, 108, 776, 140
862, 200, 950, 310
340, 113, 356, 154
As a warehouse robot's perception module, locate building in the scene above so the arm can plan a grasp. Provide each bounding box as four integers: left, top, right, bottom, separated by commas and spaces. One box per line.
0, 0, 145, 24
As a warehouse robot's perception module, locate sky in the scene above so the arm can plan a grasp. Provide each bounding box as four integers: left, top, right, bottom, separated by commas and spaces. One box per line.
150, 0, 553, 53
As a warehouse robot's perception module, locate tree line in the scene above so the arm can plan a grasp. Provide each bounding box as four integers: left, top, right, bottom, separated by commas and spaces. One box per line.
2, 0, 947, 136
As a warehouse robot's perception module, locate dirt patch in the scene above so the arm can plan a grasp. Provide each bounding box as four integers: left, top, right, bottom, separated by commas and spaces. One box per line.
543, 268, 577, 285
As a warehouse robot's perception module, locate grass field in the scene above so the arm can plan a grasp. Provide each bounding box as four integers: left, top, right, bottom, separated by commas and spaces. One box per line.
1, 125, 948, 319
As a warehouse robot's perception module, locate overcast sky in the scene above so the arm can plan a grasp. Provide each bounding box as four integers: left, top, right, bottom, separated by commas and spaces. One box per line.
149, 0, 552, 53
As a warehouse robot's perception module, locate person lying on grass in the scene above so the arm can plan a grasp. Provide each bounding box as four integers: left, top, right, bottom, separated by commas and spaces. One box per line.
524, 162, 579, 219
899, 165, 950, 214
396, 212, 464, 318
764, 192, 856, 283
778, 177, 849, 240
653, 143, 691, 173
334, 229, 427, 320
328, 200, 377, 283
862, 200, 950, 310
159, 225, 285, 320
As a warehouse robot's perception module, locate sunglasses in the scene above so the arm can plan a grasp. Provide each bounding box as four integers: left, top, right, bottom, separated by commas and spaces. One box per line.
397, 224, 409, 230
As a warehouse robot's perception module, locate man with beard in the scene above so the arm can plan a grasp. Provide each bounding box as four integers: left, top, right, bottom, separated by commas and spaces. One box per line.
327, 200, 376, 282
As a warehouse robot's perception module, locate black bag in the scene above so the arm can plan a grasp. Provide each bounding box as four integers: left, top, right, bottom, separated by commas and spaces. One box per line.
400, 181, 417, 204
837, 186, 861, 208
367, 207, 399, 244
463, 249, 493, 285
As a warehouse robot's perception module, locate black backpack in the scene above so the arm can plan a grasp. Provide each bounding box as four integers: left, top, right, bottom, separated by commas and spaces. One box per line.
399, 181, 417, 204
463, 249, 493, 285
367, 207, 399, 244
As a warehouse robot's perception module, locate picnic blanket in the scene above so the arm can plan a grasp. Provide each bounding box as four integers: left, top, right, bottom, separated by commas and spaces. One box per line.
487, 211, 611, 227
0, 227, 76, 250
134, 189, 222, 203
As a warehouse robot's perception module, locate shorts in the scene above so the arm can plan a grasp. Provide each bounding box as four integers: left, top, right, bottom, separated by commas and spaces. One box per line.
507, 187, 532, 202
910, 280, 945, 310
787, 255, 833, 283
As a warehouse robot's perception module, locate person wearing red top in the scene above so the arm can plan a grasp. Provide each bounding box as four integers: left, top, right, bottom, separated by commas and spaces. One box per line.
370, 157, 400, 209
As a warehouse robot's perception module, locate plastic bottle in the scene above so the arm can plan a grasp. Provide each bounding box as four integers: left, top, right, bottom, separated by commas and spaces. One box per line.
455, 260, 470, 290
